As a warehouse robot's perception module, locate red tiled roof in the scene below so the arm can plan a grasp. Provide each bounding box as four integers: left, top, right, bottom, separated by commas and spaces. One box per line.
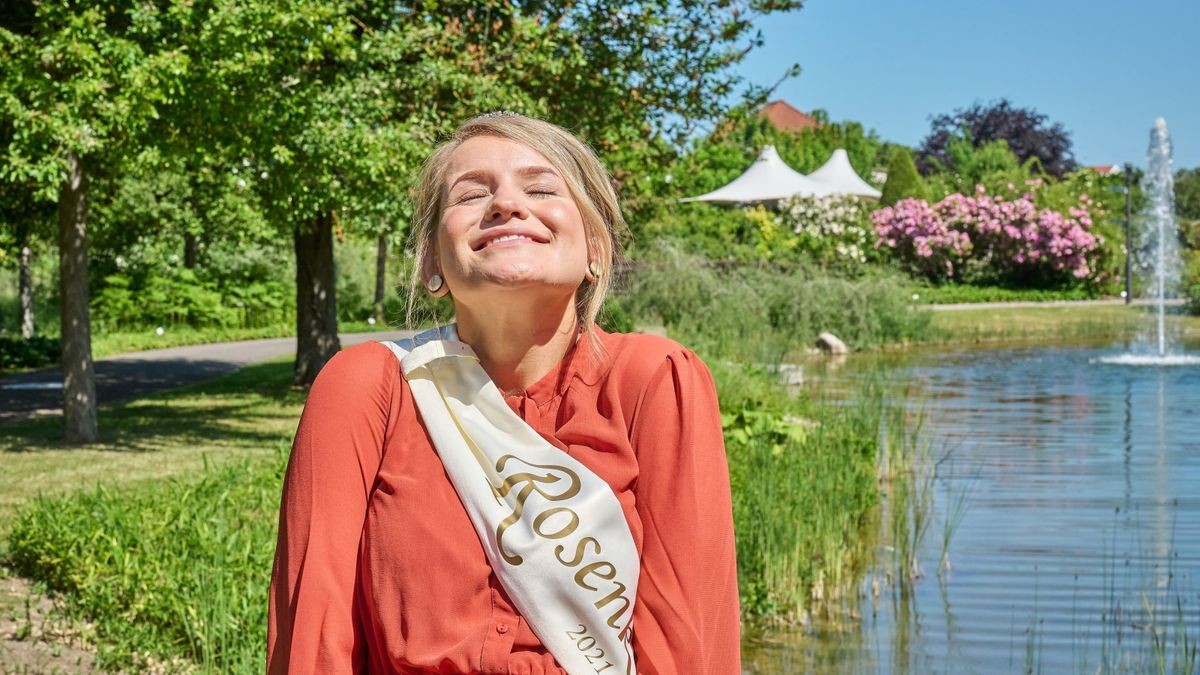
759, 100, 821, 133
1090, 164, 1120, 175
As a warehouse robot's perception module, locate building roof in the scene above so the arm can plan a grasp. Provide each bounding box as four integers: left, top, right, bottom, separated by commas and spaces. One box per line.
759, 100, 821, 133
1089, 164, 1122, 175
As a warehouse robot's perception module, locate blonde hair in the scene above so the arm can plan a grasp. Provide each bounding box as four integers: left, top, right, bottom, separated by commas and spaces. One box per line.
408, 112, 627, 346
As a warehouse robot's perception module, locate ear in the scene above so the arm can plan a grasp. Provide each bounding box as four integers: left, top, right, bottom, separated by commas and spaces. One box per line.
421, 252, 450, 298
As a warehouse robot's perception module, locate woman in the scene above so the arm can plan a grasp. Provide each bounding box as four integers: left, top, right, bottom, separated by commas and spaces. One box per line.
267, 112, 740, 674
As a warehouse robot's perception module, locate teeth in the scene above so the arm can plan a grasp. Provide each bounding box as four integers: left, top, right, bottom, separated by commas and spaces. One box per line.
487, 234, 532, 247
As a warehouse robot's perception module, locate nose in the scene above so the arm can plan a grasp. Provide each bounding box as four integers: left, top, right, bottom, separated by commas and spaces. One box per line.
487, 184, 529, 222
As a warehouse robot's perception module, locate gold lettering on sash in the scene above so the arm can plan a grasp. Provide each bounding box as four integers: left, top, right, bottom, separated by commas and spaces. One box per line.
533, 507, 580, 540
574, 561, 617, 590
494, 455, 581, 564
555, 536, 601, 567
490, 454, 634, 647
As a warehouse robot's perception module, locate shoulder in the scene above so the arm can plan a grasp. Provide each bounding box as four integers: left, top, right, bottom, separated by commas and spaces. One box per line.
600, 331, 697, 374
307, 340, 401, 410
595, 330, 714, 405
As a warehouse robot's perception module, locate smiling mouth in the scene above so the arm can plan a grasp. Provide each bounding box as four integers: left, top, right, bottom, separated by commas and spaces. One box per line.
476, 234, 543, 250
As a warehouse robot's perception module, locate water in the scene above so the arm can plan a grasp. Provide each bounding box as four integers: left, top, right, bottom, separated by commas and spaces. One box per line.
744, 341, 1200, 673
1140, 118, 1183, 358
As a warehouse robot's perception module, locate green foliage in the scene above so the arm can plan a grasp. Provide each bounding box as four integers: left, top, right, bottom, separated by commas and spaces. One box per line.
0, 335, 60, 371
8, 450, 285, 671
91, 268, 290, 332
1176, 167, 1200, 222
1185, 250, 1200, 315
880, 148, 927, 206
924, 138, 1028, 199
615, 244, 931, 362
913, 284, 1096, 304
775, 195, 877, 272
720, 366, 882, 620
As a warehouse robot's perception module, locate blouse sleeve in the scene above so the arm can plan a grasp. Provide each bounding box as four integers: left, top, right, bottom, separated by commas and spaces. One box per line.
267, 343, 398, 675
628, 349, 741, 674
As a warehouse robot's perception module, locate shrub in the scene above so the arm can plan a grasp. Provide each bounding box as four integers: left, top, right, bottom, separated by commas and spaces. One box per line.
775, 195, 876, 272
617, 243, 931, 361
872, 189, 1102, 287
880, 148, 927, 207
0, 335, 60, 371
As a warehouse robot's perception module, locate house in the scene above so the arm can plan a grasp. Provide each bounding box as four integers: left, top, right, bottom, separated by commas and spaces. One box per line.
758, 100, 821, 134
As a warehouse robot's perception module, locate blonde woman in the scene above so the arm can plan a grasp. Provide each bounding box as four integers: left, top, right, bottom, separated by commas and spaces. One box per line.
268, 112, 739, 674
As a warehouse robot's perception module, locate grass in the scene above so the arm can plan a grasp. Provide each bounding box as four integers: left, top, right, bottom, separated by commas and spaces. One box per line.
720, 363, 886, 624
0, 359, 305, 544
924, 304, 1200, 345
615, 245, 933, 361
911, 284, 1099, 305
90, 320, 393, 359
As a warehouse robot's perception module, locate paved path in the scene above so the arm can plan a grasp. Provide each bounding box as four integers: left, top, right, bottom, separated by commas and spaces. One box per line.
926, 298, 1188, 311
0, 330, 414, 423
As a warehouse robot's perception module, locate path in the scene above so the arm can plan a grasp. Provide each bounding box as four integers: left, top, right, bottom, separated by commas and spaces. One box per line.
925, 297, 1188, 311
0, 330, 413, 423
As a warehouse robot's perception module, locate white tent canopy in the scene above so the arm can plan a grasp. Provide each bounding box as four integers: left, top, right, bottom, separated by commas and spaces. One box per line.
681, 145, 834, 203
807, 148, 882, 198
682, 146, 881, 203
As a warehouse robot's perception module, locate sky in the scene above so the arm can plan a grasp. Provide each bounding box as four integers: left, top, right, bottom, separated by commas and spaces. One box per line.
738, 0, 1200, 169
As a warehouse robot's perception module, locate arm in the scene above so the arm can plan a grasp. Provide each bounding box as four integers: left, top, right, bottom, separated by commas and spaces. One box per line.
267, 343, 398, 674
628, 349, 741, 674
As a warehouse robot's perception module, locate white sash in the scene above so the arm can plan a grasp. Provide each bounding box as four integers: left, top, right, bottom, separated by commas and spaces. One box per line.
382, 326, 639, 675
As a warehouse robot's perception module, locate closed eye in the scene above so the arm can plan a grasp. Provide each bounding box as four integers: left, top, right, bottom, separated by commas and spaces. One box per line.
526, 184, 558, 198
453, 190, 488, 204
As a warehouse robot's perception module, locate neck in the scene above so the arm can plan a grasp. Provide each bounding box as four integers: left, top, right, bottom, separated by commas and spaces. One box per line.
454, 291, 580, 395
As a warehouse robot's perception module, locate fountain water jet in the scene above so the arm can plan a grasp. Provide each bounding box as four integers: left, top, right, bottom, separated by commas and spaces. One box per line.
1143, 118, 1181, 357
1097, 118, 1200, 366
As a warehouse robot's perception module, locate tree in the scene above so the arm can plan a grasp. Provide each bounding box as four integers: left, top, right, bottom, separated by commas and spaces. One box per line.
1177, 168, 1200, 223
917, 99, 1077, 178
880, 148, 927, 206
0, 3, 183, 442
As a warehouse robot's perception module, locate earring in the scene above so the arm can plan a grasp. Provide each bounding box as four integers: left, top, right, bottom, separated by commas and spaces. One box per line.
426, 274, 444, 293
586, 261, 602, 282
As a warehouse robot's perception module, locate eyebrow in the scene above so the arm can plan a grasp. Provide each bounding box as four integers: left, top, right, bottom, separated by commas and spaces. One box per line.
448, 165, 561, 190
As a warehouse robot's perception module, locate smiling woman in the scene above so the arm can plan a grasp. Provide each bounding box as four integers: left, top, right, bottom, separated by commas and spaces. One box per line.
267, 113, 741, 675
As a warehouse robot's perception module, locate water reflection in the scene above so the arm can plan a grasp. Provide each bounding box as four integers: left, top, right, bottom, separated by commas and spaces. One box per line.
744, 339, 1200, 673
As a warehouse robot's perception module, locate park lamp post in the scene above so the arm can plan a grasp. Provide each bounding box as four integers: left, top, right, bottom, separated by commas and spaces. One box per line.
1124, 162, 1134, 305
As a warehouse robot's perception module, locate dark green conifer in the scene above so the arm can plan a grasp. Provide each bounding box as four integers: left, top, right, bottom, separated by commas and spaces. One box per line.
880, 148, 928, 206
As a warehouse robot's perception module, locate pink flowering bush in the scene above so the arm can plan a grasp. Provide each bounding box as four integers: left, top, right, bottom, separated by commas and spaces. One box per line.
872, 187, 1102, 286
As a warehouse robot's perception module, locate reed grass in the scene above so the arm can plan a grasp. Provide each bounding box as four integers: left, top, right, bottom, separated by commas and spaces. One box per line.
615, 244, 933, 361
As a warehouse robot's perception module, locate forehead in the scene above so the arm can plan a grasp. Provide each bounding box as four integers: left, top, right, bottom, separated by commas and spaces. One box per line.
444, 135, 562, 181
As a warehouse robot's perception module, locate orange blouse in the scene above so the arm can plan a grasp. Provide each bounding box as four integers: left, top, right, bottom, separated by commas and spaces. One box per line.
267, 330, 740, 674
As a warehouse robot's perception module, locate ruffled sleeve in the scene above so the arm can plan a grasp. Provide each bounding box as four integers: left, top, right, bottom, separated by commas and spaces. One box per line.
627, 348, 741, 674
267, 342, 398, 675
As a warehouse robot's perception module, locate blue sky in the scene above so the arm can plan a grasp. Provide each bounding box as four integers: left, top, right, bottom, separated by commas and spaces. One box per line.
739, 0, 1200, 169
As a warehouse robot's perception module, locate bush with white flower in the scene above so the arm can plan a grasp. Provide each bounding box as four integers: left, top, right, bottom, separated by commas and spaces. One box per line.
775, 194, 875, 270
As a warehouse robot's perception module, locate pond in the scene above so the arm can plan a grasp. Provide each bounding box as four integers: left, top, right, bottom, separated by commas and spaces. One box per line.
744, 338, 1200, 673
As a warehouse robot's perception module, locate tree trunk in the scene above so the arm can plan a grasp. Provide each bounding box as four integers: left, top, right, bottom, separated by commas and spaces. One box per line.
373, 230, 388, 323
17, 221, 34, 339
58, 151, 98, 443
293, 211, 340, 386
184, 231, 199, 269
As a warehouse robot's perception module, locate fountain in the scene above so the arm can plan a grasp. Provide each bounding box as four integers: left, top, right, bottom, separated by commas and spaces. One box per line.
1099, 118, 1200, 366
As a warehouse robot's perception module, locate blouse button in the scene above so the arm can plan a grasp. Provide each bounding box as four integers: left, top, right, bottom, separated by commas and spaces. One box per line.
496, 623, 509, 634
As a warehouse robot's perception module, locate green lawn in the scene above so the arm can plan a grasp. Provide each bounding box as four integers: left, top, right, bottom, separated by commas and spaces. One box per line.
0, 359, 303, 544
926, 304, 1200, 344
